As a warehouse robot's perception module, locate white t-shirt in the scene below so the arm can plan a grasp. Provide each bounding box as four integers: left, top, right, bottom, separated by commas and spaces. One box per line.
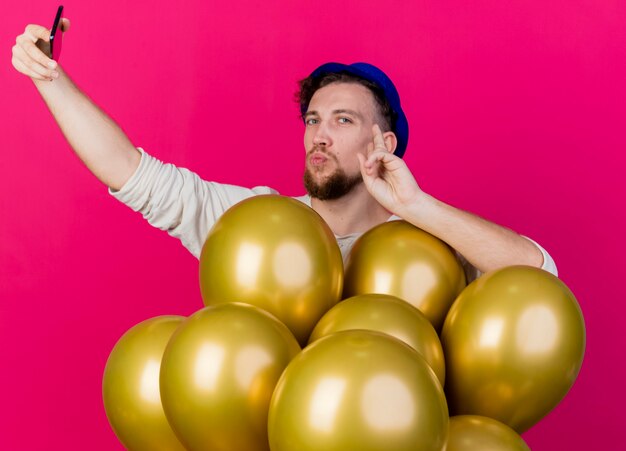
110, 149, 558, 282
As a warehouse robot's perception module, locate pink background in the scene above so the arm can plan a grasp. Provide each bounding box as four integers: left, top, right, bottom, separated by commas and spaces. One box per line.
2, 1, 625, 449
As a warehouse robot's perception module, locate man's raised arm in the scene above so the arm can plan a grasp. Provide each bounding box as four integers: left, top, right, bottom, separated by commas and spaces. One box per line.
11, 19, 140, 191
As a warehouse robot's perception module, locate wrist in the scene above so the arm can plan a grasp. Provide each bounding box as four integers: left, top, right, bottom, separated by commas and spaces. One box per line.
396, 191, 435, 222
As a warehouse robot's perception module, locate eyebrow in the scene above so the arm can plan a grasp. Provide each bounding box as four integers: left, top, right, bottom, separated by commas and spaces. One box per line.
303, 109, 365, 121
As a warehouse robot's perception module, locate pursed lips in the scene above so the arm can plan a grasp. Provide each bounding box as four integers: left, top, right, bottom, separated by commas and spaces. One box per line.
307, 149, 335, 167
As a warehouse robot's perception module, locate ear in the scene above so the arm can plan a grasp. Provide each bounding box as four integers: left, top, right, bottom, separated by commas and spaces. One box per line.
382, 131, 398, 154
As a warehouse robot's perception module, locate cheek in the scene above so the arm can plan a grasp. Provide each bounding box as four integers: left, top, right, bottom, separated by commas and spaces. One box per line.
303, 129, 313, 148
345, 128, 371, 154
334, 144, 363, 170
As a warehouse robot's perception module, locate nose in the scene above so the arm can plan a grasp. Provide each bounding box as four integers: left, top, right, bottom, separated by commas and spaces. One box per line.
312, 122, 332, 148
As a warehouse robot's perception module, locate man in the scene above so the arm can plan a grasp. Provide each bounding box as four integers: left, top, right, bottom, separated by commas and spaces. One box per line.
11, 19, 557, 282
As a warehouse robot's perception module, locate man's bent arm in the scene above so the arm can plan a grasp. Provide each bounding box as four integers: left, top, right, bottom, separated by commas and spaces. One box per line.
399, 193, 545, 274
359, 125, 553, 276
33, 67, 141, 191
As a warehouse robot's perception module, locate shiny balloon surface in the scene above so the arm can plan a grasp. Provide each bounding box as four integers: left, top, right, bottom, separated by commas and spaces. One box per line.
269, 330, 448, 451
160, 303, 300, 451
309, 293, 445, 386
199, 195, 343, 344
343, 220, 465, 330
102, 316, 186, 451
441, 266, 585, 433
445, 416, 530, 451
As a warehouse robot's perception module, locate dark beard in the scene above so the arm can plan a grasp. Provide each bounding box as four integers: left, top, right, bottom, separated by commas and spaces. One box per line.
303, 167, 363, 200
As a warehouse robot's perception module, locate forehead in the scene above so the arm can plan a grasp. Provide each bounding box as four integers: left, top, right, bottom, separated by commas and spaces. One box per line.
307, 82, 377, 116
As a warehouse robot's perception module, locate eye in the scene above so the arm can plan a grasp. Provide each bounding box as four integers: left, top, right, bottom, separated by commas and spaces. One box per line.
305, 117, 319, 126
338, 117, 353, 124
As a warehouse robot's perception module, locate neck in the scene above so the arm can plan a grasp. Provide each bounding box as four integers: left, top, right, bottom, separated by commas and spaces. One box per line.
310, 184, 392, 236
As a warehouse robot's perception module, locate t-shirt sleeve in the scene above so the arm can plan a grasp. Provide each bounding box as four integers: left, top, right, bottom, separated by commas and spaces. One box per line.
459, 235, 559, 283
524, 236, 558, 276
109, 148, 277, 258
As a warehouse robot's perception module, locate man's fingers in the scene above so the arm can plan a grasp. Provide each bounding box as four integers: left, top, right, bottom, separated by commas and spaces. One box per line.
367, 150, 392, 165
12, 44, 56, 79
16, 27, 58, 72
24, 24, 51, 42
372, 124, 388, 151
11, 56, 51, 81
357, 153, 377, 182
23, 38, 58, 70
367, 150, 407, 177
12, 23, 65, 80
60, 18, 71, 32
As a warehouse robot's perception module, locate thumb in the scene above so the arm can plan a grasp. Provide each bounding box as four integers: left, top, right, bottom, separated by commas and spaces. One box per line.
60, 18, 71, 32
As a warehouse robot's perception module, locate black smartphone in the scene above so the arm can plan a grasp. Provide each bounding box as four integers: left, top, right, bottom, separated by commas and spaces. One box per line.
49, 5, 64, 61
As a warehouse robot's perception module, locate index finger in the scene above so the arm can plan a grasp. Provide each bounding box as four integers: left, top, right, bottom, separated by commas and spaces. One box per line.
17, 29, 57, 69
372, 124, 387, 150
24, 24, 51, 43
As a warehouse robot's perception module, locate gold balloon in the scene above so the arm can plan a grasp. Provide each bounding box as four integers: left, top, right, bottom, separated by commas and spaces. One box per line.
269, 330, 448, 451
445, 416, 530, 451
441, 266, 585, 433
343, 220, 466, 331
309, 293, 446, 386
199, 195, 343, 344
160, 303, 301, 451
102, 316, 186, 451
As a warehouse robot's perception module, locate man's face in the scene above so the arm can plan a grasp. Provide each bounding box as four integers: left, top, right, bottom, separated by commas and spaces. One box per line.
302, 82, 380, 200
